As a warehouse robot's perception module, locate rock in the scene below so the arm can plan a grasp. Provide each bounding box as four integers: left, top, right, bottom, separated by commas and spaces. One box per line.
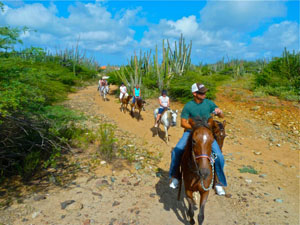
253, 151, 261, 155
100, 161, 106, 165
61, 200, 75, 209
61, 215, 66, 219
33, 194, 46, 201
109, 218, 117, 225
95, 179, 109, 188
83, 219, 90, 225
112, 201, 120, 206
225, 194, 232, 198
32, 211, 41, 219
149, 193, 156, 198
121, 177, 129, 183
155, 172, 162, 177
67, 202, 83, 211
259, 174, 267, 178
251, 106, 261, 111
134, 162, 142, 170
274, 198, 283, 203
276, 143, 281, 147
134, 181, 140, 186
92, 192, 103, 198
245, 179, 252, 184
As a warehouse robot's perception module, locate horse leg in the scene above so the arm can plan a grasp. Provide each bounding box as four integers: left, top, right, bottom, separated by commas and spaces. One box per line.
186, 190, 196, 225
130, 104, 134, 117
124, 103, 128, 113
165, 126, 168, 143
198, 191, 209, 225
138, 109, 141, 121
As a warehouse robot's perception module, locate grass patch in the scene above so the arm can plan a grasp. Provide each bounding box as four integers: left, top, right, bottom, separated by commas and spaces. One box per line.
238, 165, 258, 174
97, 123, 118, 161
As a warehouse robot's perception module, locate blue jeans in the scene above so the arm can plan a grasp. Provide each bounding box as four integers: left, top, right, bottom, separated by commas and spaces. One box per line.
169, 131, 227, 187
132, 96, 140, 104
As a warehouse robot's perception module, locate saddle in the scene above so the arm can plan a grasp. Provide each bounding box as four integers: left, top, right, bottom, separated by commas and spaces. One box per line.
157, 107, 169, 123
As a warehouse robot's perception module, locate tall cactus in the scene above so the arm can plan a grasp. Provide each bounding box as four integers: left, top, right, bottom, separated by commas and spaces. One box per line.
167, 33, 192, 77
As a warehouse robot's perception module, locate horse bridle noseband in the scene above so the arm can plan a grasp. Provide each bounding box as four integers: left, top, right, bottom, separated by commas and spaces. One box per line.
191, 150, 217, 191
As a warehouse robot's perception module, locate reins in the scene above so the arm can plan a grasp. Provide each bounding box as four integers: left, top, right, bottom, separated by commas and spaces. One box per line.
192, 152, 216, 191
188, 122, 216, 191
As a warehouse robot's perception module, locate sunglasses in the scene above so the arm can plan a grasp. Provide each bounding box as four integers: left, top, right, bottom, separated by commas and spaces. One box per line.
196, 92, 206, 95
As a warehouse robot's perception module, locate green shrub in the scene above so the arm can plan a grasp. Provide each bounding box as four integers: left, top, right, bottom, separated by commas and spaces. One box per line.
168, 71, 219, 103
97, 123, 118, 161
239, 165, 258, 174
254, 49, 299, 100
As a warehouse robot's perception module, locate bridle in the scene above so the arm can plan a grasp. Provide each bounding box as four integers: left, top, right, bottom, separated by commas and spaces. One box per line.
190, 131, 216, 191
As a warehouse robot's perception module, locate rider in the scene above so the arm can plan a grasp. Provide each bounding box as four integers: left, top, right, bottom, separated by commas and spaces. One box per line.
98, 77, 103, 91
154, 90, 170, 127
132, 84, 141, 105
169, 83, 227, 196
119, 82, 128, 101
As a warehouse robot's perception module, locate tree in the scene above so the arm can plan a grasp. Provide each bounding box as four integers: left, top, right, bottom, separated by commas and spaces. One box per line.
0, 1, 27, 51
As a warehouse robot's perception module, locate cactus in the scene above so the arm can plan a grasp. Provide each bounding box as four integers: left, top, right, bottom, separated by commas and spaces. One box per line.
167, 33, 192, 77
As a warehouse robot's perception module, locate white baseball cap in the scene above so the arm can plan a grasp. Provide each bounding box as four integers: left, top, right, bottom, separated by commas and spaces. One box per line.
191, 83, 208, 93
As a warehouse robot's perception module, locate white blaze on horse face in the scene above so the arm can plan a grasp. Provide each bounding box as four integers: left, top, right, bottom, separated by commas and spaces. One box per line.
202, 134, 208, 143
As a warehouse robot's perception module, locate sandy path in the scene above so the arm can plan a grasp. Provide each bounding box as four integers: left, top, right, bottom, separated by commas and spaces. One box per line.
3, 84, 299, 225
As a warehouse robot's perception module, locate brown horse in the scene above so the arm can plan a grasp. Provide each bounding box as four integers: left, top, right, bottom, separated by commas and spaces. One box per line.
212, 120, 226, 151
120, 94, 132, 113
130, 98, 146, 120
178, 117, 216, 225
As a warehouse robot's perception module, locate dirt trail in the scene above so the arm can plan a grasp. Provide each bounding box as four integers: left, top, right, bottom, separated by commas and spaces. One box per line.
1, 84, 299, 225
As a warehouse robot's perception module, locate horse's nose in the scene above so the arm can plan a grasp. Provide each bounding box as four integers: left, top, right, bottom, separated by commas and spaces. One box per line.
199, 168, 210, 180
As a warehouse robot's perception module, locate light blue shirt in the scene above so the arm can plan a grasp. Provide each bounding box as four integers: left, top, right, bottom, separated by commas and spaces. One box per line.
134, 88, 140, 97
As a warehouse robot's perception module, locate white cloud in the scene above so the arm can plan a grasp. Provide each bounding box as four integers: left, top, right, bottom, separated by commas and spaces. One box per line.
4, 3, 57, 28
0, 2, 139, 61
251, 21, 299, 53
200, 0, 286, 31
0, 1, 298, 64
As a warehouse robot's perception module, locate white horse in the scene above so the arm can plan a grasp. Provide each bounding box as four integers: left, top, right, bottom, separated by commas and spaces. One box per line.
99, 85, 109, 101
154, 108, 178, 143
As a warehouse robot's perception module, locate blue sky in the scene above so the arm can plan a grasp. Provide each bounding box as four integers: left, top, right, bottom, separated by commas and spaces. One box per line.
1, 0, 299, 65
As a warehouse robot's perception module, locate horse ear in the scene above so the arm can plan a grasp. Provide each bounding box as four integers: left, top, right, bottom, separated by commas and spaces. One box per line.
188, 118, 195, 128
223, 120, 226, 127
207, 118, 214, 129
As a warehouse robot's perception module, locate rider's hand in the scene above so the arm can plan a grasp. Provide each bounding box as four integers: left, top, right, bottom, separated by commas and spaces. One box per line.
213, 108, 224, 118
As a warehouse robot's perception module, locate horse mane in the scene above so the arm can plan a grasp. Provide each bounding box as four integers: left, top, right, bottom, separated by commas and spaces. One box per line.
192, 116, 210, 130
185, 116, 212, 154
214, 120, 224, 130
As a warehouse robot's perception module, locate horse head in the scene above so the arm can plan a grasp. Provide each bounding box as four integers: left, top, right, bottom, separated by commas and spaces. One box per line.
126, 95, 133, 103
170, 109, 178, 126
137, 99, 146, 111
212, 120, 226, 150
188, 116, 214, 180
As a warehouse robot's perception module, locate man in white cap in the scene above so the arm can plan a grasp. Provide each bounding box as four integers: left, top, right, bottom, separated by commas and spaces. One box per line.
168, 83, 227, 196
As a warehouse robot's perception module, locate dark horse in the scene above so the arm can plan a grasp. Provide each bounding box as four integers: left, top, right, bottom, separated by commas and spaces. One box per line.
212, 120, 226, 151
120, 94, 132, 113
178, 117, 216, 225
130, 98, 146, 120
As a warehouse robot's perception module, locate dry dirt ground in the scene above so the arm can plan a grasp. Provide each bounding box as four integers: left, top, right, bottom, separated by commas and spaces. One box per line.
0, 84, 299, 225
